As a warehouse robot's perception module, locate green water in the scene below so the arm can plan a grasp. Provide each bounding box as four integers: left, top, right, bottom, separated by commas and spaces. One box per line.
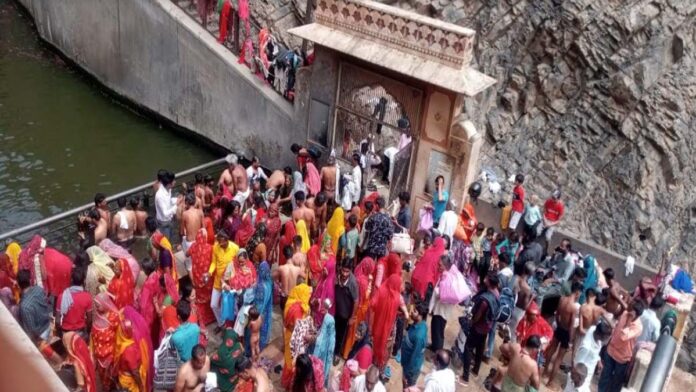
0, 0, 217, 231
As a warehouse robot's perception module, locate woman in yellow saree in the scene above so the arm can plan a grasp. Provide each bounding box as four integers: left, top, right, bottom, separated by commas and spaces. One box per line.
281, 283, 312, 388
295, 219, 311, 253
5, 242, 21, 301
326, 207, 345, 254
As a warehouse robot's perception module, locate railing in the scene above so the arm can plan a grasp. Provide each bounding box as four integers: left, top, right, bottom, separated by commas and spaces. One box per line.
171, 0, 303, 102
0, 158, 228, 253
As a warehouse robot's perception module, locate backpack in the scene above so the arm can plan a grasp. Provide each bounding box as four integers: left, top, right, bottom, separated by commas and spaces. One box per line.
496, 286, 516, 324
153, 333, 181, 390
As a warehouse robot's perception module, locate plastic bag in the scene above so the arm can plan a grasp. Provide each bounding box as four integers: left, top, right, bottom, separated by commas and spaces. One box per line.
418, 207, 433, 232
221, 291, 237, 322
439, 265, 471, 304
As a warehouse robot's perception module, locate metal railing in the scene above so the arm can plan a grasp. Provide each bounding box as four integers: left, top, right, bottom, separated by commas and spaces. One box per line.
0, 158, 228, 252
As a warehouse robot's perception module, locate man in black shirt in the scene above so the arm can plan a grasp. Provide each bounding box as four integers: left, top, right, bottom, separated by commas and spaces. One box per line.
334, 257, 359, 365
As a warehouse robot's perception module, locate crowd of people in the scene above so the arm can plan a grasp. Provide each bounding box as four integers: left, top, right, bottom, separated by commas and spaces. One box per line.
0, 145, 691, 392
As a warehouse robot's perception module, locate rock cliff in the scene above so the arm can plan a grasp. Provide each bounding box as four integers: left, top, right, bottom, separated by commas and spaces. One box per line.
250, 0, 696, 370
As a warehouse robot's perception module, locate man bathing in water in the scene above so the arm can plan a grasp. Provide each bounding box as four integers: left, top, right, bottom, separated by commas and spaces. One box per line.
112, 196, 136, 249
218, 154, 249, 206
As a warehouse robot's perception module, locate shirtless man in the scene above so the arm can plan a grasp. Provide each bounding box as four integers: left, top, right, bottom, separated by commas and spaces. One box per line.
112, 197, 136, 249
181, 193, 204, 254
320, 156, 339, 202
275, 246, 306, 312
291, 191, 315, 230
309, 192, 328, 237
203, 175, 215, 208
511, 262, 535, 341
193, 173, 206, 209
248, 306, 262, 362
498, 336, 541, 392
578, 288, 607, 336
291, 236, 308, 272
91, 208, 108, 245
131, 197, 149, 237
267, 167, 291, 191
219, 154, 250, 205
94, 193, 111, 234
236, 357, 273, 392
604, 268, 628, 317
174, 344, 210, 392
544, 281, 582, 387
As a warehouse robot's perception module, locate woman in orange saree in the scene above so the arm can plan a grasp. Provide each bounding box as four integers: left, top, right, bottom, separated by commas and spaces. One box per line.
115, 307, 153, 392
188, 229, 216, 326
90, 293, 120, 391
281, 283, 312, 388
63, 331, 98, 392
342, 257, 375, 358
107, 258, 135, 309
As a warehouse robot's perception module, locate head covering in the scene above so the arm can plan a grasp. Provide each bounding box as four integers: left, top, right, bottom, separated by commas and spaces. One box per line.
580, 255, 598, 304
159, 249, 173, 270
152, 232, 173, 252
411, 237, 446, 298
291, 171, 307, 209
100, 239, 140, 281
296, 220, 311, 253
327, 207, 345, 253
526, 301, 540, 315
254, 261, 273, 349
371, 275, 402, 368
284, 283, 312, 316
311, 256, 337, 325
94, 292, 119, 329
279, 221, 297, 265
5, 242, 21, 275
18, 235, 45, 285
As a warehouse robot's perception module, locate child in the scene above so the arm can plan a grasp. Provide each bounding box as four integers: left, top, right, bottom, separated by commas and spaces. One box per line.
248, 306, 262, 362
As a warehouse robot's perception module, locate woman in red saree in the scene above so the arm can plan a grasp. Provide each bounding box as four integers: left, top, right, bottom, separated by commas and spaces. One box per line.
411, 237, 446, 299
308, 232, 333, 284
19, 235, 72, 299
224, 249, 257, 291
108, 258, 135, 309
370, 274, 402, 369
263, 203, 282, 264
0, 254, 15, 290
115, 318, 148, 392
90, 293, 120, 391
304, 161, 322, 197
235, 209, 256, 248
342, 257, 375, 358
63, 331, 98, 392
188, 229, 216, 326
138, 269, 179, 346
278, 220, 297, 265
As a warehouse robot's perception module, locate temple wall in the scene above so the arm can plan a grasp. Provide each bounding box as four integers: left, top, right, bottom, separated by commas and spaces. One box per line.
16, 0, 303, 166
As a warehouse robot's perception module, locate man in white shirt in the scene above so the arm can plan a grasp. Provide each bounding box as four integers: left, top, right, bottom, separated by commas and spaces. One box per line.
574, 322, 612, 392
155, 170, 181, 240
637, 296, 663, 344
351, 366, 385, 392
347, 153, 362, 205
423, 350, 456, 392
246, 156, 268, 184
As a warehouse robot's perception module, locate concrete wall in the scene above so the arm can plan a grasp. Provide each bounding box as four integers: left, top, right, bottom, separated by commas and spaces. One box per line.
17, 0, 303, 167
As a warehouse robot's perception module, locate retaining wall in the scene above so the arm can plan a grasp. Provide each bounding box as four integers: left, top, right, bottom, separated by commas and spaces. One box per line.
17, 0, 303, 167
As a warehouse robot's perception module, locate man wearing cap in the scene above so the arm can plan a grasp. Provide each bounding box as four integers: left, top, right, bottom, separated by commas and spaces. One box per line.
542, 190, 564, 242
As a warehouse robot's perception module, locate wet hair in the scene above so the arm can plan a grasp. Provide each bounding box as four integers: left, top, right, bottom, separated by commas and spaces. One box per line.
74, 252, 91, 270
284, 166, 293, 175
603, 268, 615, 281
88, 208, 101, 221
194, 173, 204, 184
315, 192, 327, 206
129, 197, 140, 209
398, 191, 411, 203
515, 174, 525, 183
650, 296, 665, 310
525, 334, 541, 349
291, 144, 301, 154
595, 292, 608, 306
176, 300, 192, 321
17, 269, 31, 289
160, 171, 175, 187
71, 266, 86, 286
570, 281, 583, 294
294, 191, 306, 202
293, 236, 303, 249
235, 356, 252, 373
293, 354, 317, 392
596, 320, 612, 337
145, 216, 158, 233
364, 201, 374, 213
283, 245, 294, 260
348, 214, 358, 228
204, 174, 213, 184
192, 344, 206, 360
434, 349, 450, 370
249, 306, 260, 321
179, 279, 193, 301
632, 299, 645, 318
185, 192, 196, 206
117, 197, 127, 208
376, 197, 386, 209
94, 193, 107, 206
585, 287, 597, 299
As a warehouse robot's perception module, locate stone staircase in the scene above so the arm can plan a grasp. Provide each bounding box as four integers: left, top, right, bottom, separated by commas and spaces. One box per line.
173, 0, 235, 51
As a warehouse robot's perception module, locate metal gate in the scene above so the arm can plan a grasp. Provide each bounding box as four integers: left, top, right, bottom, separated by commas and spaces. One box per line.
333, 63, 423, 198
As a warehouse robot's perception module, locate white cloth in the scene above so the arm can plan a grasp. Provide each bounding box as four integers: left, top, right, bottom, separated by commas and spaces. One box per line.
205, 372, 218, 392
116, 210, 129, 230
562, 372, 589, 392
625, 256, 635, 276
155, 185, 178, 222
508, 211, 523, 230
637, 309, 660, 344
383, 146, 399, 184
346, 165, 362, 203
351, 374, 386, 392
423, 368, 456, 392
574, 326, 602, 392
437, 210, 458, 241
246, 166, 268, 183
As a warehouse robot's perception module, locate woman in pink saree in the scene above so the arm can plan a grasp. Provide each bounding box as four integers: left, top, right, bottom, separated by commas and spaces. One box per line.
310, 256, 336, 325
100, 239, 140, 281
304, 161, 322, 197
138, 270, 179, 346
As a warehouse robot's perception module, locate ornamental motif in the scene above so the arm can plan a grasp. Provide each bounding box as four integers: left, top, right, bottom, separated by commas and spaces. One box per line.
314, 0, 475, 68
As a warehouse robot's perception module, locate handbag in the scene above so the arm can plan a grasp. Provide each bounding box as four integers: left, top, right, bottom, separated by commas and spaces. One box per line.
439, 266, 472, 304
153, 333, 181, 390
418, 207, 433, 232
391, 232, 413, 254
221, 290, 237, 322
